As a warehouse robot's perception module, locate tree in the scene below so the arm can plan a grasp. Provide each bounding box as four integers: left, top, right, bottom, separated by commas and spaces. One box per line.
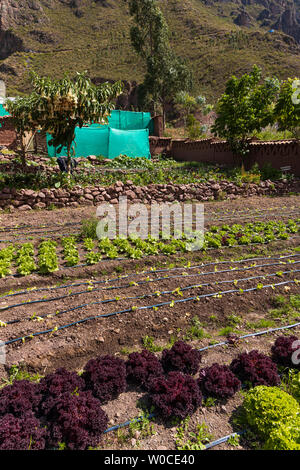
127, 0, 192, 128
212, 65, 280, 161
6, 72, 123, 173
174, 91, 213, 138
274, 78, 300, 139
4, 93, 41, 167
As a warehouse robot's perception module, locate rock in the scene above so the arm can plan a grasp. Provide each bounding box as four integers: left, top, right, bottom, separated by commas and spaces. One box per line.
33, 202, 46, 209
23, 189, 36, 197
19, 205, 32, 211
125, 190, 136, 200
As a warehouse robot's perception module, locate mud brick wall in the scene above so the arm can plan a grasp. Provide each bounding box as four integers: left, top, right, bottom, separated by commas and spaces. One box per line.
247, 141, 300, 175
149, 137, 172, 156
0, 117, 18, 149
168, 139, 300, 177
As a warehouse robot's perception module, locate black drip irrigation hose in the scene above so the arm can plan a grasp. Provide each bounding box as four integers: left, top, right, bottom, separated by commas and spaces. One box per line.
105, 415, 245, 449
2, 267, 300, 326
1, 252, 299, 300
0, 211, 299, 242
1, 262, 300, 320
3, 278, 298, 346
104, 413, 246, 450
0, 205, 296, 234
104, 313, 300, 446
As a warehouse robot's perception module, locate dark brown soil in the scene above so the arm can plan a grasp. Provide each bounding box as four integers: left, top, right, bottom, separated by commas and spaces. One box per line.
0, 194, 299, 451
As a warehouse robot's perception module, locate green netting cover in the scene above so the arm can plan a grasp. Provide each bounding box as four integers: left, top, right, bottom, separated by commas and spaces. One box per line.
108, 127, 150, 159
47, 110, 153, 159
47, 125, 109, 158
108, 110, 153, 132
0, 104, 10, 117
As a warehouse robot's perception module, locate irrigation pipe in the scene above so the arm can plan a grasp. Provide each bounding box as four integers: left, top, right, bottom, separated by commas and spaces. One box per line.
1, 252, 299, 300
1, 261, 300, 316
3, 278, 298, 346
2, 267, 299, 326
0, 204, 296, 233
104, 412, 245, 449
1, 210, 299, 242
0, 212, 299, 243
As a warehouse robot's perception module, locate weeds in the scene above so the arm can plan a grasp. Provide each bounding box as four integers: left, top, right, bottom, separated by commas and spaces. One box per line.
175, 417, 213, 450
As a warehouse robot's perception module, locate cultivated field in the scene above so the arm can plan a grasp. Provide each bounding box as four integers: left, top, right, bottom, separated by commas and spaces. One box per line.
0, 194, 299, 450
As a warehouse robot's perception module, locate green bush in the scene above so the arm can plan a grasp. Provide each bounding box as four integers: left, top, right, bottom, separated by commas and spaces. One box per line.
264, 421, 300, 450
289, 370, 300, 403
80, 217, 99, 240
242, 386, 300, 440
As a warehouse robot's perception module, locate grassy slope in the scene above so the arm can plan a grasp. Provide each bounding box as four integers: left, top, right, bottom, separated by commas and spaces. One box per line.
1, 0, 300, 101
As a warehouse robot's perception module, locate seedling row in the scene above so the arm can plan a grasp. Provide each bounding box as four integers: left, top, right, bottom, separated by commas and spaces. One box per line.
0, 218, 299, 278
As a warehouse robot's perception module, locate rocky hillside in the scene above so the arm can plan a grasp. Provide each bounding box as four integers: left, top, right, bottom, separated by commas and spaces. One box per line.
0, 0, 299, 101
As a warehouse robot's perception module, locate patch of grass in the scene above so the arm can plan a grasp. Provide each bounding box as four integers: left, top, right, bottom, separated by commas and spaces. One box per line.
202, 397, 217, 408
128, 408, 156, 443
226, 314, 242, 327
268, 294, 300, 320
0, 365, 43, 389
218, 326, 236, 337
142, 335, 163, 353
175, 417, 213, 450
184, 316, 210, 341
79, 217, 99, 240
227, 434, 241, 447
246, 319, 275, 330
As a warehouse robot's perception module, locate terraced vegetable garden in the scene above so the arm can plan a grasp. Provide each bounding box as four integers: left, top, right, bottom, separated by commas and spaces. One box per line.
0, 195, 299, 451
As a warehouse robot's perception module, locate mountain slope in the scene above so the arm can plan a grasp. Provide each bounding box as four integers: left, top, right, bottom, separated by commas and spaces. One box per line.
0, 0, 299, 101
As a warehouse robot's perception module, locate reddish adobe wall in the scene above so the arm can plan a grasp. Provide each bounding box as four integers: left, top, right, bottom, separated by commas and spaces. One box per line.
149, 136, 172, 156
0, 117, 17, 149
159, 138, 300, 177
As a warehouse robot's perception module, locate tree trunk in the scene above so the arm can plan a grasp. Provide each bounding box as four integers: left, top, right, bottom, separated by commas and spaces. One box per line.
162, 102, 166, 131
66, 143, 71, 177
20, 135, 26, 168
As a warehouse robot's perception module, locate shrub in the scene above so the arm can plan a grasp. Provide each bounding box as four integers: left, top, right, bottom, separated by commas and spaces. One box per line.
197, 363, 241, 399
148, 371, 202, 420
0, 413, 46, 450
230, 350, 280, 387
39, 368, 85, 416
161, 341, 202, 375
45, 390, 108, 450
0, 380, 43, 418
264, 421, 300, 450
242, 386, 300, 439
83, 355, 127, 403
126, 349, 164, 389
271, 335, 300, 369
288, 370, 300, 403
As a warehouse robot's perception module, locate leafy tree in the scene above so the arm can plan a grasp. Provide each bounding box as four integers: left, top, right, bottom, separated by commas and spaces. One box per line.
127, 0, 192, 128
4, 93, 41, 167
6, 72, 123, 173
174, 91, 213, 138
212, 65, 280, 161
274, 78, 300, 139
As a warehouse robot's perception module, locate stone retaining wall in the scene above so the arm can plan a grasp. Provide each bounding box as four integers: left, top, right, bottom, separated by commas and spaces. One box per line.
1, 179, 299, 211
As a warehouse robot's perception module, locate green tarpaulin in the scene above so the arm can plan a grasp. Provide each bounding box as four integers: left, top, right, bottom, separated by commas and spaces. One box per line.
0, 104, 10, 117
108, 128, 150, 159
47, 110, 152, 159
0, 105, 153, 159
